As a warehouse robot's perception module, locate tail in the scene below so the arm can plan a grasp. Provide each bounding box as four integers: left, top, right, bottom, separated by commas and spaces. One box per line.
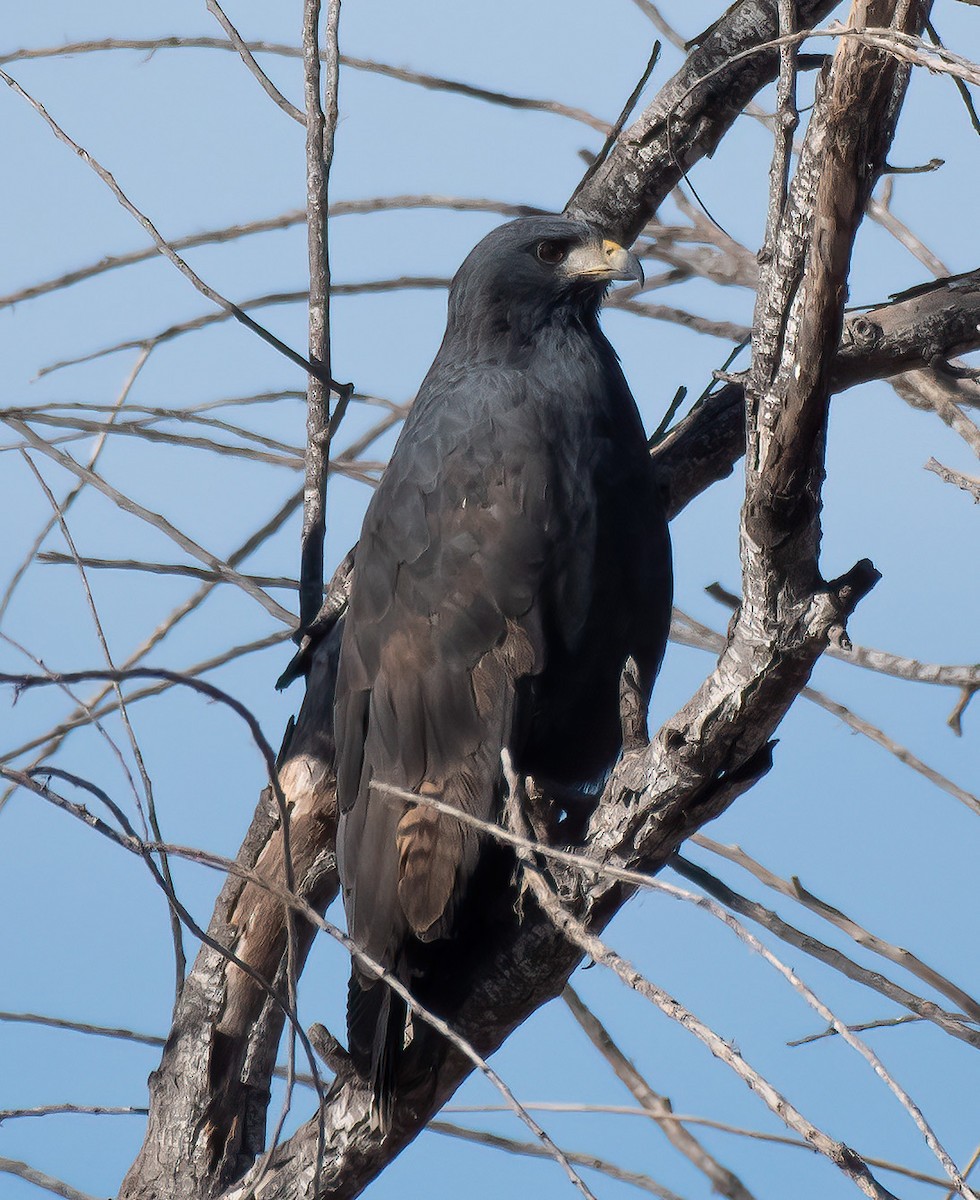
347, 976, 409, 1132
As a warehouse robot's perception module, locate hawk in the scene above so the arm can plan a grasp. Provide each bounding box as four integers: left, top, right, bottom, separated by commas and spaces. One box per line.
334, 215, 672, 1123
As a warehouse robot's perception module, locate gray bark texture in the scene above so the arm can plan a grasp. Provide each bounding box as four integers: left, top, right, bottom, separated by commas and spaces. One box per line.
118, 1, 975, 1197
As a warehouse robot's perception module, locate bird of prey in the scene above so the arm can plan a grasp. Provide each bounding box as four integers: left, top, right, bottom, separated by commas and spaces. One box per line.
335, 214, 672, 1123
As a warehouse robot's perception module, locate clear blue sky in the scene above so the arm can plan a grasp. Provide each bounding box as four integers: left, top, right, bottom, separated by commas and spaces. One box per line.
1, 3, 978, 1198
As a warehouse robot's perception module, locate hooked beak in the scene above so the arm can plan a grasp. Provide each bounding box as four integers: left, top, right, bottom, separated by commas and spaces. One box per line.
563, 237, 643, 285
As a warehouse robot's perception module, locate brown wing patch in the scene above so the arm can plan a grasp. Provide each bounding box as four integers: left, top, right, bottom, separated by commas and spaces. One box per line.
471, 620, 537, 720
396, 781, 464, 939
396, 621, 538, 939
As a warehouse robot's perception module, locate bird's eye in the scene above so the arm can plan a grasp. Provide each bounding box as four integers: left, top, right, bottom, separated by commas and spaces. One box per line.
535, 240, 567, 265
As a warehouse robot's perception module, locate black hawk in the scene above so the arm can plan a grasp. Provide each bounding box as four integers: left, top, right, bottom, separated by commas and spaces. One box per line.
335, 215, 672, 1122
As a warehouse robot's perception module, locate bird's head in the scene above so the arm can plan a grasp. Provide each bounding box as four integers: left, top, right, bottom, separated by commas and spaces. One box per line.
446, 216, 643, 341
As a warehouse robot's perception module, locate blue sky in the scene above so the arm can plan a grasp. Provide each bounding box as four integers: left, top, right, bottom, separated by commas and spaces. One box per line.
1, 3, 978, 1198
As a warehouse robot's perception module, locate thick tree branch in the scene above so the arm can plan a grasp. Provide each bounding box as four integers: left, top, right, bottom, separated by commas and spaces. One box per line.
566, 0, 842, 241
657, 268, 980, 516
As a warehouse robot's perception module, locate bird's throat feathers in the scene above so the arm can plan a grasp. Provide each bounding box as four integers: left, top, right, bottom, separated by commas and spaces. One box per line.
443, 279, 607, 366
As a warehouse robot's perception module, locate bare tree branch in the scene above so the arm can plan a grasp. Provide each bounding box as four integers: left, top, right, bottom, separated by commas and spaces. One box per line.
0, 347, 150, 624
0, 197, 541, 311
925, 456, 980, 500
517, 855, 903, 1199
894, 367, 980, 454
0, 1157, 101, 1200
0, 38, 610, 133
206, 2, 303, 123
0, 1104, 147, 1122
298, 0, 341, 633
37, 554, 298, 590
657, 268, 980, 518
3, 418, 294, 626
429, 1121, 686, 1199
0, 67, 342, 391
567, 0, 843, 241
673, 605, 980, 810
670, 854, 980, 1050
563, 986, 757, 1200
692, 836, 980, 1021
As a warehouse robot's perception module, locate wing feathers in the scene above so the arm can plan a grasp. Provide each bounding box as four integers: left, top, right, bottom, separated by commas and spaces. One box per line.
396, 782, 465, 940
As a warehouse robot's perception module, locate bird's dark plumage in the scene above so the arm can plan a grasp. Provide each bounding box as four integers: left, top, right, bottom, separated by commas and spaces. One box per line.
335, 215, 672, 1122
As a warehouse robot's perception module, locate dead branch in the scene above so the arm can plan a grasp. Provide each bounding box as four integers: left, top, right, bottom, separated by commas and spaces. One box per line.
567, 0, 844, 242
429, 1121, 685, 1199
0, 69, 342, 393
299, 0, 342, 633
925, 457, 980, 501
0, 1156, 101, 1200
692, 837, 980, 1020
563, 986, 757, 1200
4, 419, 294, 626
671, 854, 980, 1049
657, 268, 980, 517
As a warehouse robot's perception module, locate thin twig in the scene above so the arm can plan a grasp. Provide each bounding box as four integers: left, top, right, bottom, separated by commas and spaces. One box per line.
0, 1104, 146, 1122
806, 683, 980, 814
440, 1105, 958, 1189
0, 684, 330, 1119
0, 1010, 164, 1047
370, 774, 980, 1052
628, 0, 688, 50
508, 844, 902, 1198
788, 1013, 976, 1047
24, 273, 724, 381
0, 38, 609, 132
0, 67, 342, 392
1, 410, 303, 466
672, 853, 980, 1049
0, 348, 150, 625
698, 592, 980, 692
206, 1, 303, 122
0, 197, 540, 311
605, 295, 751, 340
35, 282, 448, 379
672, 607, 980, 813
0, 630, 291, 767
0, 398, 401, 780
37, 554, 298, 590
691, 836, 980, 1022
925, 18, 980, 136
5, 778, 599, 1200
3, 418, 294, 626
563, 985, 757, 1200
518, 835, 972, 1197
893, 369, 980, 453
429, 1122, 686, 1199
868, 184, 951, 277
567, 41, 661, 210
17, 456, 187, 994
298, 0, 342, 632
